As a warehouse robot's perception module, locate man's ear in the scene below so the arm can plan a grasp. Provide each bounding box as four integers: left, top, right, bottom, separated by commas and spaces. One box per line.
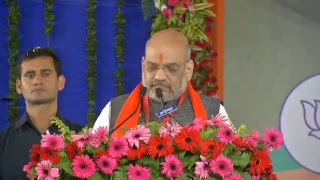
16, 79, 22, 95
57, 75, 66, 91
141, 56, 146, 70
186, 60, 194, 81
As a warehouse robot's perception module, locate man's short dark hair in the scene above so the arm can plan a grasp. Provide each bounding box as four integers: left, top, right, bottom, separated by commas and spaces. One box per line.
17, 47, 61, 78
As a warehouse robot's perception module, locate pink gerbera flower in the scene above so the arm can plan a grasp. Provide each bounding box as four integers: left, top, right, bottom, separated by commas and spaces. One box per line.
186, 117, 204, 131
161, 155, 183, 178
23, 161, 35, 180
108, 137, 129, 158
35, 160, 59, 180
127, 164, 151, 180
244, 130, 261, 147
252, 174, 260, 180
195, 155, 211, 178
93, 126, 109, 143
72, 128, 101, 149
124, 125, 151, 148
217, 126, 236, 144
41, 130, 64, 150
71, 134, 89, 149
96, 155, 117, 175
210, 155, 233, 178
167, 0, 179, 7
72, 155, 96, 179
263, 127, 284, 149
206, 114, 228, 127
224, 173, 245, 180
159, 122, 182, 138
162, 8, 172, 22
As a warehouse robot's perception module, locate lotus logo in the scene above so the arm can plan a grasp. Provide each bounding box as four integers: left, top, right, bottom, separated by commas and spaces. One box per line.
280, 73, 320, 174
301, 100, 320, 140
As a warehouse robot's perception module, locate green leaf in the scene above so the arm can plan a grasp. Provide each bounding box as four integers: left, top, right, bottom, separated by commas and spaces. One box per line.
112, 166, 129, 180
229, 151, 251, 167
176, 151, 186, 159
183, 155, 199, 170
136, 156, 161, 168
88, 172, 105, 180
193, 3, 213, 11
198, 9, 216, 17
233, 170, 253, 180
176, 172, 189, 180
222, 144, 234, 156
57, 156, 74, 176
199, 128, 217, 139
146, 121, 161, 136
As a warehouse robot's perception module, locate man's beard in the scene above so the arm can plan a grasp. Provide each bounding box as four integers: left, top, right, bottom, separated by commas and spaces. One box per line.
142, 74, 187, 103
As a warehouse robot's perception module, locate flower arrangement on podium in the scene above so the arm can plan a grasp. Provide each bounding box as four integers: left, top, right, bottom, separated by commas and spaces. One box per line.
23, 114, 283, 180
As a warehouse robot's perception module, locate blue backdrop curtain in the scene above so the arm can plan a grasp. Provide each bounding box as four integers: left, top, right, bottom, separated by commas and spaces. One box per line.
0, 0, 152, 129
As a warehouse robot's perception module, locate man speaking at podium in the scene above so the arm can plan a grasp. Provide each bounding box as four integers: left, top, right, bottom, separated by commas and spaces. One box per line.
94, 29, 232, 136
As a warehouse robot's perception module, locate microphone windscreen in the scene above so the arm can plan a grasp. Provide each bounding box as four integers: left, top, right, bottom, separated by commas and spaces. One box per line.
140, 87, 147, 96
155, 88, 163, 99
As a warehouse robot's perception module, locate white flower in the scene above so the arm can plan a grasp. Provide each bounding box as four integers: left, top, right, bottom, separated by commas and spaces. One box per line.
154, 0, 167, 11
154, 0, 161, 9
160, 5, 168, 11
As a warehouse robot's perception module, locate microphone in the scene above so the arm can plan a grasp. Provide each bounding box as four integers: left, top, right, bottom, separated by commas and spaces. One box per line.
155, 88, 183, 126
109, 86, 147, 136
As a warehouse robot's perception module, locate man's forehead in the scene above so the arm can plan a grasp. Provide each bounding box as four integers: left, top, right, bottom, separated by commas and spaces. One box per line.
145, 51, 184, 64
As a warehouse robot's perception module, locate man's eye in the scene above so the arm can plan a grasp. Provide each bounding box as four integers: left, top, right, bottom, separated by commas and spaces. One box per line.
147, 64, 158, 71
167, 66, 178, 72
43, 72, 51, 76
26, 74, 34, 78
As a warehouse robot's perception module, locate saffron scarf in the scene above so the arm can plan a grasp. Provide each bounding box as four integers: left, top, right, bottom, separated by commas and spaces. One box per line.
112, 82, 207, 137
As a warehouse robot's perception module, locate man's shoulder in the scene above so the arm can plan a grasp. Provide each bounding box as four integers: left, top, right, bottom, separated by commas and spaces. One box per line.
61, 118, 83, 133
110, 94, 130, 104
199, 94, 222, 105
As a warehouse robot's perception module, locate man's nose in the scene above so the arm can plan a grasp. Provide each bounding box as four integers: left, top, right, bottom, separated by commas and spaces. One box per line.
32, 75, 44, 85
154, 68, 166, 81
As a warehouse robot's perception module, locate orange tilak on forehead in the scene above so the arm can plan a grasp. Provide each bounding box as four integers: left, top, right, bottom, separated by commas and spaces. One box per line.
158, 53, 164, 63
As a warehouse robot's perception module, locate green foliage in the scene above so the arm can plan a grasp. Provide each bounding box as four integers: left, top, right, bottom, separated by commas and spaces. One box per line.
136, 156, 161, 167
141, 0, 158, 20
112, 166, 129, 180
88, 172, 105, 180
57, 156, 73, 176
51, 117, 76, 142
200, 128, 217, 139
229, 151, 251, 168
6, 0, 21, 123
43, 0, 55, 40
147, 0, 219, 96
86, 0, 97, 126
183, 154, 199, 170
146, 121, 161, 136
114, 0, 126, 96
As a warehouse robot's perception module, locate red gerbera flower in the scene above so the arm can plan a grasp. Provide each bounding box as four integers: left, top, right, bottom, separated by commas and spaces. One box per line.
127, 143, 147, 160
234, 137, 255, 152
40, 147, 61, 164
147, 135, 173, 159
265, 173, 278, 180
248, 150, 272, 175
174, 128, 201, 153
29, 144, 41, 164
93, 149, 109, 161
66, 141, 82, 161
199, 139, 225, 159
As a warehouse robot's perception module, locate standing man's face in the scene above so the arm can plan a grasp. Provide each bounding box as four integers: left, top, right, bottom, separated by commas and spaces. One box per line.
16, 56, 65, 105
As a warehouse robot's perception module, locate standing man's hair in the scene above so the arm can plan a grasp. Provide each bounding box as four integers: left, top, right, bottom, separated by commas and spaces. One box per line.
17, 47, 61, 78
